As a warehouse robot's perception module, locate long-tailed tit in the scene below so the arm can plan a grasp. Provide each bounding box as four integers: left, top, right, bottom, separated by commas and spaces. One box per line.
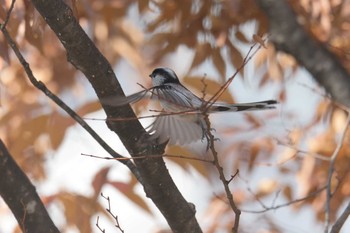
103, 67, 277, 146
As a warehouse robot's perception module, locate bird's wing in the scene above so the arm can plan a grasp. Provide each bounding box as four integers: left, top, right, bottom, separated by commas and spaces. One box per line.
147, 114, 205, 145
152, 84, 203, 110
101, 89, 151, 106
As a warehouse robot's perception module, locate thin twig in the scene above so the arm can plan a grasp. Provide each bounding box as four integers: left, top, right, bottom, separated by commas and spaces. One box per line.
100, 193, 125, 233
241, 186, 327, 214
194, 41, 266, 233
84, 108, 201, 123
276, 139, 331, 161
96, 216, 106, 233
298, 82, 350, 113
324, 114, 350, 233
20, 199, 27, 233
205, 40, 265, 109
203, 114, 241, 233
330, 201, 350, 233
81, 152, 213, 164
0, 0, 16, 30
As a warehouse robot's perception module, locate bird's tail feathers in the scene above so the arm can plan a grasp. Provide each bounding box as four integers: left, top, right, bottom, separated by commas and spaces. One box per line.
210, 100, 278, 112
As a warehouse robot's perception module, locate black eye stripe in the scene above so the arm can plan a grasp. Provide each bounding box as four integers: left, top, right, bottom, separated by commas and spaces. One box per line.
150, 68, 180, 84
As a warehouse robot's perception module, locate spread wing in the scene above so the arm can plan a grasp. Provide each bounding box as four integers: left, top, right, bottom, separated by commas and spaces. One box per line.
147, 114, 205, 145
101, 83, 204, 110
151, 84, 203, 110
101, 89, 151, 106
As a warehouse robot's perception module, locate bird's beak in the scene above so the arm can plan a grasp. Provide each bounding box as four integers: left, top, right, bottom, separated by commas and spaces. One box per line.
149, 74, 152, 78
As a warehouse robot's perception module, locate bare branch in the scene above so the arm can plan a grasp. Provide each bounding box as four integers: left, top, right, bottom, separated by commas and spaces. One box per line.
0, 26, 144, 184
324, 114, 350, 232
0, 140, 60, 233
28, 0, 203, 231
330, 201, 350, 233
100, 193, 125, 233
96, 216, 106, 233
202, 114, 241, 233
206, 40, 265, 108
0, 0, 16, 30
241, 186, 327, 214
256, 0, 350, 109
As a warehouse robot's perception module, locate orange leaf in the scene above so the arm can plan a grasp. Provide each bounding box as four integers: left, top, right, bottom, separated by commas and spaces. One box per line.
253, 34, 266, 48
92, 166, 111, 197
211, 48, 226, 81
228, 41, 244, 76
108, 180, 152, 214
191, 43, 212, 69
283, 185, 293, 202
235, 30, 250, 43
166, 145, 208, 177
77, 101, 103, 116
183, 76, 234, 103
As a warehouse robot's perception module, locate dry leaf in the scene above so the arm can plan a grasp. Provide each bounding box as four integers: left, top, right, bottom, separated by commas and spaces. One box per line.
212, 48, 226, 80
252, 34, 266, 48
183, 76, 235, 103
92, 166, 111, 197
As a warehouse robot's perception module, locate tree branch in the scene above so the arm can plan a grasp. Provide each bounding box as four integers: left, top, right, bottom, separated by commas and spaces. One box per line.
255, 0, 350, 108
1, 26, 142, 183
0, 139, 60, 233
28, 0, 202, 232
330, 201, 350, 233
325, 114, 350, 232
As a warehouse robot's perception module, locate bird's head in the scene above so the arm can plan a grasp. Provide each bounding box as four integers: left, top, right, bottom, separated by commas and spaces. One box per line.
149, 67, 180, 86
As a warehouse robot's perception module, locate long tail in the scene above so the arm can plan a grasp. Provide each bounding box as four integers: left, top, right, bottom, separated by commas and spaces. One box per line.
209, 100, 278, 112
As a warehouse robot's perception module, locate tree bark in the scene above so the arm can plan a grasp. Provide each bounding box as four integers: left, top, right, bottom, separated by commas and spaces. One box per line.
0, 140, 60, 233
255, 0, 350, 108
29, 0, 202, 232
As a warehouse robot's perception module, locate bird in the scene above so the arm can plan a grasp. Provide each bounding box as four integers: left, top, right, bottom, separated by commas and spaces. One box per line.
102, 67, 277, 146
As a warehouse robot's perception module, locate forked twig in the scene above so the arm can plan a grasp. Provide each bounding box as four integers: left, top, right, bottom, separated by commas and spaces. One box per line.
324, 114, 350, 233
241, 186, 327, 214
100, 193, 124, 233
202, 113, 241, 233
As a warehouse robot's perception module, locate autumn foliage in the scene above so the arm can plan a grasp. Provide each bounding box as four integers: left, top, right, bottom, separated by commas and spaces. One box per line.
1, 0, 350, 233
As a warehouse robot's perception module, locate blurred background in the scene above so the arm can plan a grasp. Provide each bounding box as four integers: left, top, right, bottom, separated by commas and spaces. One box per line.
1, 0, 350, 232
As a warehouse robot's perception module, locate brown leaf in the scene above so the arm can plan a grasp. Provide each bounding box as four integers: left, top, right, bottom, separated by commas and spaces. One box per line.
191, 43, 212, 69
235, 30, 250, 43
108, 181, 130, 193
278, 90, 286, 102
0, 37, 10, 65
256, 179, 278, 198
24, 3, 45, 53
59, 193, 102, 233
244, 113, 261, 128
108, 180, 152, 214
252, 34, 266, 48
76, 101, 102, 116
283, 185, 293, 202
212, 48, 226, 80
138, 0, 150, 12
92, 166, 111, 197
48, 112, 74, 150
227, 41, 244, 76
259, 71, 270, 87
183, 76, 234, 103
166, 145, 208, 177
